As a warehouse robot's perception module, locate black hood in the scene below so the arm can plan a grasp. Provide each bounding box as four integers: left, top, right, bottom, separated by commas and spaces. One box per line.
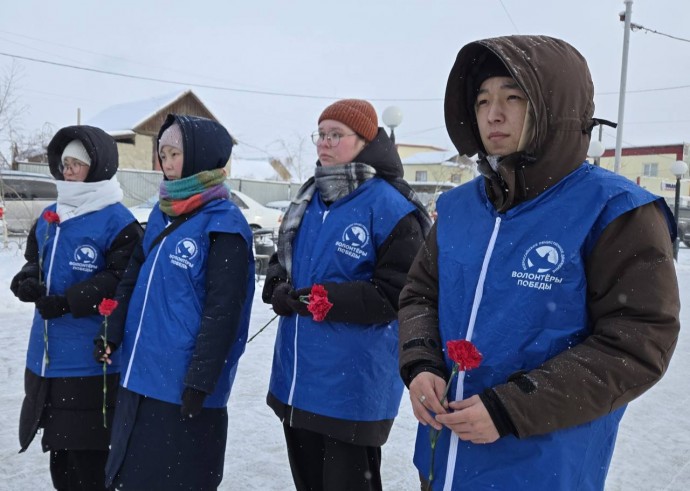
47, 125, 119, 183
157, 114, 233, 179
316, 127, 404, 180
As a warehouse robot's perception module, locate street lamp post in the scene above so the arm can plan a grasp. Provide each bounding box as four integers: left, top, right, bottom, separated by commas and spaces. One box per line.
614, 0, 634, 174
382, 106, 403, 144
671, 160, 688, 261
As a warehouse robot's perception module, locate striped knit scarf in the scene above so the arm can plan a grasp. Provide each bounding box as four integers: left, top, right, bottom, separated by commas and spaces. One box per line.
277, 162, 376, 277
159, 168, 229, 217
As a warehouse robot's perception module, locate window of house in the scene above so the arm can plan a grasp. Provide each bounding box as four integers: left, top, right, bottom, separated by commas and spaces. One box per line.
643, 163, 658, 177
451, 173, 462, 183
415, 171, 427, 182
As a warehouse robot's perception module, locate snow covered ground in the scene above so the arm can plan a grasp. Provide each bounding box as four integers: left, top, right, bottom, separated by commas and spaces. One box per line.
0, 238, 687, 490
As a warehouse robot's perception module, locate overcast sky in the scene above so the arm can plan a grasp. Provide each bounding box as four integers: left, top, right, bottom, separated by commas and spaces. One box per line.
1, 0, 689, 166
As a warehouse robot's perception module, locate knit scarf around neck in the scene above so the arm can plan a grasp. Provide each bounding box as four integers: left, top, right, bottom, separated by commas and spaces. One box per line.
159, 168, 229, 217
277, 162, 376, 277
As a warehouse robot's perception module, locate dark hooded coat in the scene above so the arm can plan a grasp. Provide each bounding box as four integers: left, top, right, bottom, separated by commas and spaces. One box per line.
16, 125, 142, 455
400, 34, 680, 444
103, 114, 252, 490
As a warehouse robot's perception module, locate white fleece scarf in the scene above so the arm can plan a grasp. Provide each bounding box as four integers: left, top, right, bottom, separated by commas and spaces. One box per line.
55, 176, 124, 222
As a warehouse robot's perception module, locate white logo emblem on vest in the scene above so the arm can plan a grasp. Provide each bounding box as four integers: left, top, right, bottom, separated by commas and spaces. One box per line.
511, 241, 565, 291
169, 238, 198, 269
335, 223, 370, 260
69, 245, 98, 273
522, 241, 564, 273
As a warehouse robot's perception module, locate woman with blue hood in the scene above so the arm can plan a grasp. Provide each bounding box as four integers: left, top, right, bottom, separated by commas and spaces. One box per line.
10, 125, 142, 490
97, 114, 255, 490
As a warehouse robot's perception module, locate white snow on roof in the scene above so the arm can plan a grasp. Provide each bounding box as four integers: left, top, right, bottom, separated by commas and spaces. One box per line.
402, 150, 458, 165
230, 158, 281, 181
86, 91, 187, 132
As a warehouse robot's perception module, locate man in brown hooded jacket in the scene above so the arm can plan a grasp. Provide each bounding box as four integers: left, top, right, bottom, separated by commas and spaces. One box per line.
399, 35, 680, 490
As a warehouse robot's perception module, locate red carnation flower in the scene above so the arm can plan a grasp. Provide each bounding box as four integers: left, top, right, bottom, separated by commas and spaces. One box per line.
98, 298, 119, 317
305, 284, 333, 322
446, 340, 483, 372
426, 339, 483, 489
43, 210, 60, 224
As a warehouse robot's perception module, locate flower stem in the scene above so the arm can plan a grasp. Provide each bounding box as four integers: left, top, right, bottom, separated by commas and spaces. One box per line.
102, 318, 108, 428
427, 364, 459, 489
247, 313, 279, 343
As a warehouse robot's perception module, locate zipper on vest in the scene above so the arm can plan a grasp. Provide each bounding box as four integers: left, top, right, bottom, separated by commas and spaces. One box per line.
41, 226, 61, 377
123, 236, 167, 387
287, 315, 299, 426
443, 215, 501, 491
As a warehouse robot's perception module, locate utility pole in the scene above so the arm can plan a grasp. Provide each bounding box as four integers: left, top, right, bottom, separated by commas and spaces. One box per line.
614, 0, 633, 174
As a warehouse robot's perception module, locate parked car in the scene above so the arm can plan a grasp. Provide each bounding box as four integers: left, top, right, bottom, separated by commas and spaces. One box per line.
129, 189, 283, 231
265, 200, 291, 213
0, 170, 57, 235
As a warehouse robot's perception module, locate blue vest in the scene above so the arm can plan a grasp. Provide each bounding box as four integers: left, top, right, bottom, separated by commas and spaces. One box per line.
26, 203, 135, 378
415, 164, 674, 490
269, 178, 414, 421
119, 199, 254, 408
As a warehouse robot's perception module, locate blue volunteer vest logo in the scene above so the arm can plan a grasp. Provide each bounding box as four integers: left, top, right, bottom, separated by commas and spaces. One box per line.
512, 241, 565, 290
342, 223, 369, 247
335, 223, 370, 260
69, 244, 98, 273
169, 238, 198, 269
522, 241, 564, 273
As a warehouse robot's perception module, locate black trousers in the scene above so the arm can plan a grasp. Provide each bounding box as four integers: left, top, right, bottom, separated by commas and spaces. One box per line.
283, 424, 382, 491
50, 449, 108, 491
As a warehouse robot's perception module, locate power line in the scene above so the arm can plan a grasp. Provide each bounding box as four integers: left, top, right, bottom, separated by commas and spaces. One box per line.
630, 23, 690, 43
0, 29, 259, 89
597, 84, 690, 95
0, 51, 440, 103
498, 0, 521, 34
5, 48, 689, 103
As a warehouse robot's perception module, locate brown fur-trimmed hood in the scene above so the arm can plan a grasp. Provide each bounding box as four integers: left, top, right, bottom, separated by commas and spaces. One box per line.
445, 35, 597, 211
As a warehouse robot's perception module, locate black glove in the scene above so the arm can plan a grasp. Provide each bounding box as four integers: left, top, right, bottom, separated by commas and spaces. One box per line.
10, 270, 29, 297
93, 338, 117, 363
11, 271, 43, 301
271, 282, 309, 316
16, 277, 45, 303
35, 295, 70, 319
181, 387, 207, 418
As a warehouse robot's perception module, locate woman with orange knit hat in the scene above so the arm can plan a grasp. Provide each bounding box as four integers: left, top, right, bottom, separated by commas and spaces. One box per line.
262, 99, 431, 490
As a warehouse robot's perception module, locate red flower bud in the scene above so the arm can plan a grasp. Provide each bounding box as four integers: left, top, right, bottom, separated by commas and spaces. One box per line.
307, 284, 333, 322
98, 298, 119, 317
446, 340, 482, 372
42, 210, 60, 224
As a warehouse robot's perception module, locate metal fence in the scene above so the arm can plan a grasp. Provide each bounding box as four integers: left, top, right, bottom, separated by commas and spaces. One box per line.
16, 162, 298, 207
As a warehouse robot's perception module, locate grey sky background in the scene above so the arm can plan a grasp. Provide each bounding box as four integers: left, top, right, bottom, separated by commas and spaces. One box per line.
1, 0, 689, 165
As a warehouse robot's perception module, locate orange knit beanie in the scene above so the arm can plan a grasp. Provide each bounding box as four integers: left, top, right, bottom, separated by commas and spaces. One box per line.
318, 99, 378, 142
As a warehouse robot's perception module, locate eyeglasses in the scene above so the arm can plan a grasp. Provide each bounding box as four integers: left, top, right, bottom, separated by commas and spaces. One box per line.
311, 131, 357, 147
60, 161, 88, 173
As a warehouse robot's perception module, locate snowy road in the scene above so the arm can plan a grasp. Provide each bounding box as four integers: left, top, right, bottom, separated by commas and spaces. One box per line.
0, 241, 687, 490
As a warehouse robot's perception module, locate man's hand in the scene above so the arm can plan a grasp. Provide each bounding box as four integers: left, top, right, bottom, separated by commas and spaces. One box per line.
409, 372, 449, 431
435, 395, 500, 444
